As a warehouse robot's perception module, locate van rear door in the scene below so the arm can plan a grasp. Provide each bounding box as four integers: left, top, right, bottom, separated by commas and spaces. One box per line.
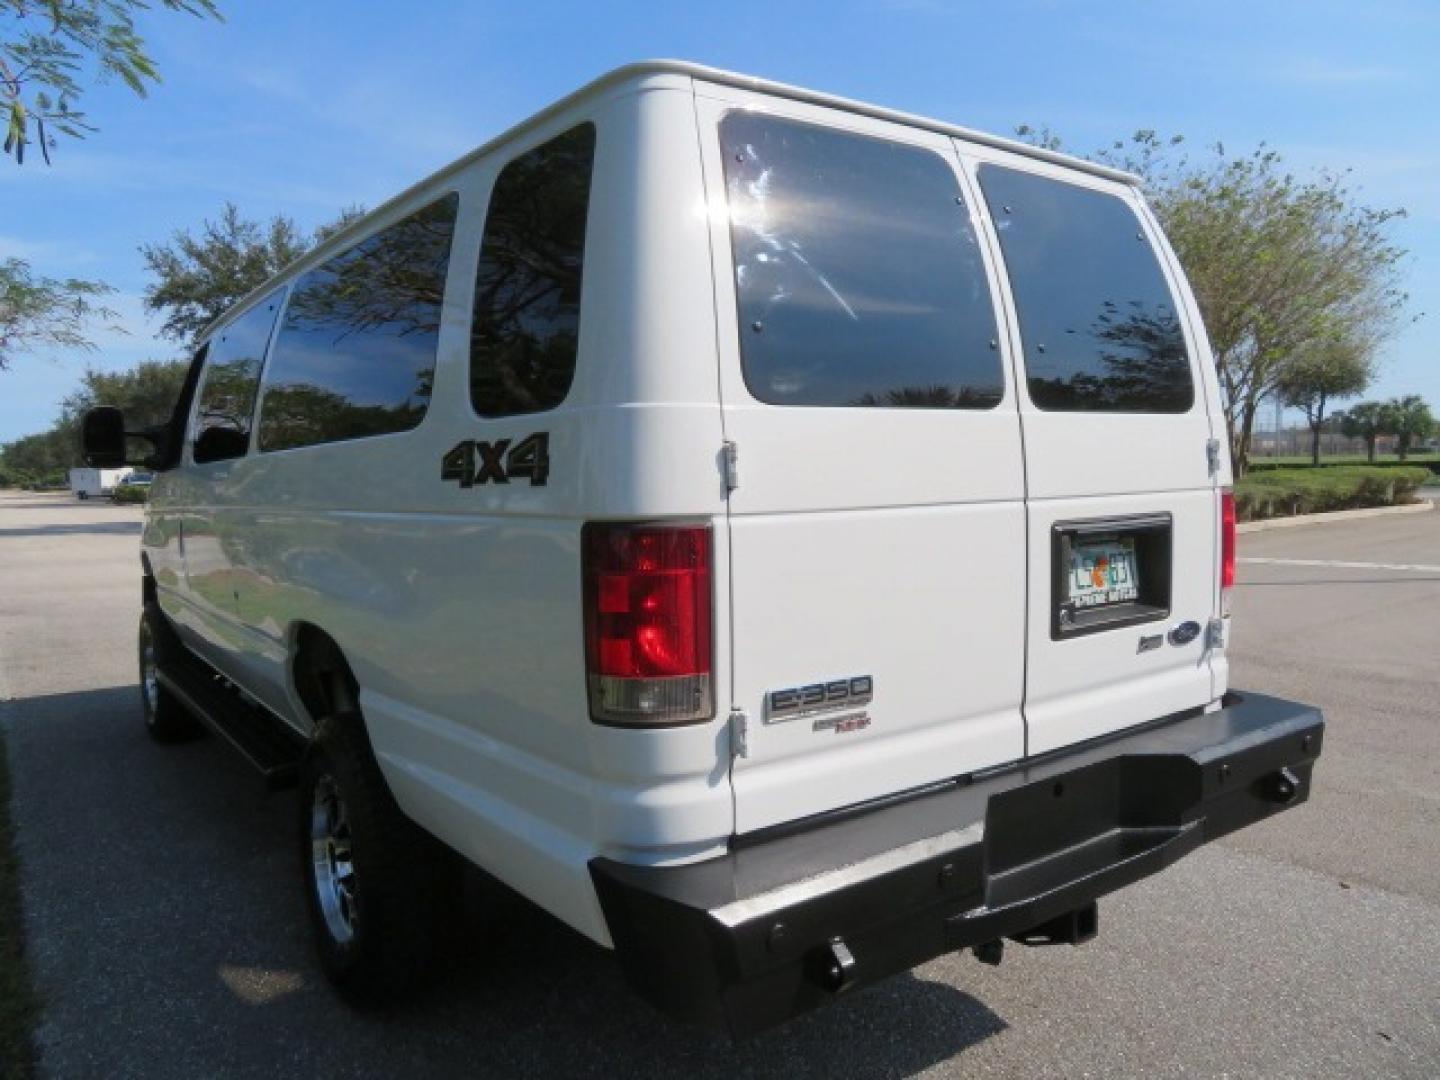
694, 88, 1028, 834
966, 152, 1222, 755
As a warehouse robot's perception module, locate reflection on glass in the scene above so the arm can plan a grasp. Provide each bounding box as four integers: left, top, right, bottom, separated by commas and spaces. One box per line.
721, 112, 1003, 409
470, 123, 596, 417
193, 290, 285, 456
977, 166, 1193, 413
259, 194, 458, 452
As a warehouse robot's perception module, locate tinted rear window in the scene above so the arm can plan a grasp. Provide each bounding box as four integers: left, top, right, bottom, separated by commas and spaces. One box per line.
470, 123, 596, 417
259, 193, 459, 452
977, 166, 1193, 413
721, 112, 1003, 409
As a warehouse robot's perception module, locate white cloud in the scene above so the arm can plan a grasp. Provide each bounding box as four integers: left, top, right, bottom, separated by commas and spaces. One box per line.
1265, 58, 1415, 86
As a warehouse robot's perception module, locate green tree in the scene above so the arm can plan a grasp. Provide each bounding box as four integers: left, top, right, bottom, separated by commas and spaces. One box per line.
1339, 401, 1389, 463
60, 356, 188, 428
2, 0, 220, 164
1384, 394, 1434, 462
1275, 337, 1374, 465
0, 356, 188, 480
0, 425, 71, 480
1017, 129, 1411, 475
312, 204, 368, 245
140, 203, 367, 344
0, 256, 116, 369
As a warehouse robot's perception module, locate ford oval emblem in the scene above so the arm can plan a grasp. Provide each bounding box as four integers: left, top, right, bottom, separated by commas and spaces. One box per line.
1168, 620, 1202, 647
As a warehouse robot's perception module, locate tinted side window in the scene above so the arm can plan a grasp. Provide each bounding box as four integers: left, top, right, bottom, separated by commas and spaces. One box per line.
259, 194, 459, 452
977, 166, 1193, 413
470, 123, 596, 416
192, 290, 284, 462
721, 113, 1003, 409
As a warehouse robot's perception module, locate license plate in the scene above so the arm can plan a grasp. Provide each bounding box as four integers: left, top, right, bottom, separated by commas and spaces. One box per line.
1066, 538, 1139, 609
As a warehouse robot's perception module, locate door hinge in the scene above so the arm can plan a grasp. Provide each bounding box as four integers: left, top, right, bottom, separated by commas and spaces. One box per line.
1206, 438, 1222, 476
722, 440, 739, 493
1206, 617, 1226, 649
728, 706, 749, 759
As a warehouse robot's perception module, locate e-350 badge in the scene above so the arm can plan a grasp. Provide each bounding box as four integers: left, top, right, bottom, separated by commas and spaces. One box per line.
766, 676, 873, 724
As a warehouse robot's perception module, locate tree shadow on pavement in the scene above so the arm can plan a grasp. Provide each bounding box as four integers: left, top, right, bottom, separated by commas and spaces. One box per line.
3, 684, 1007, 1080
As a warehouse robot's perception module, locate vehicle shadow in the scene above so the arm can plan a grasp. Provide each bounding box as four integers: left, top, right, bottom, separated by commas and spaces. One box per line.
0, 521, 144, 537
4, 684, 1008, 1080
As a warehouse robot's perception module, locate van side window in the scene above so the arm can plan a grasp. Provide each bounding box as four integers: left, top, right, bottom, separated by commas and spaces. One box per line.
977, 166, 1194, 413
470, 123, 596, 417
258, 193, 460, 452
191, 290, 285, 463
720, 113, 1003, 409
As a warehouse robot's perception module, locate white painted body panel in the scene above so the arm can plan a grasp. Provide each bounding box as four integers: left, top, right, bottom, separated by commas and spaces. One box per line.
136, 64, 1230, 948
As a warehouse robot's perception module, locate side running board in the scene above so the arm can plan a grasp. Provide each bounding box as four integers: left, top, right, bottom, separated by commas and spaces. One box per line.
157, 647, 303, 789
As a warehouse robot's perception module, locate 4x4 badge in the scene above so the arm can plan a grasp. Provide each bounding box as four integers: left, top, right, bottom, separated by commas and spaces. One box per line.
441, 432, 550, 488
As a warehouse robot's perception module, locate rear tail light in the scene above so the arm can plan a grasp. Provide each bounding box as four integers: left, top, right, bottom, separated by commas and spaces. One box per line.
1220, 488, 1236, 617
582, 523, 713, 726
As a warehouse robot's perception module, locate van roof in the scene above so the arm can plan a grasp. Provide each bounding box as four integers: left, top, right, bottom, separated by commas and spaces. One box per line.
201, 60, 1138, 340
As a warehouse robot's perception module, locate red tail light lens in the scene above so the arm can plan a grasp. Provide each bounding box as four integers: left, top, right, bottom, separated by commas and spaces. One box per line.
583, 523, 713, 726
1220, 488, 1236, 615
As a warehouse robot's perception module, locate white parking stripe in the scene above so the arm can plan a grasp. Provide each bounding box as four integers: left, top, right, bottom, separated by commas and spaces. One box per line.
1239, 557, 1440, 574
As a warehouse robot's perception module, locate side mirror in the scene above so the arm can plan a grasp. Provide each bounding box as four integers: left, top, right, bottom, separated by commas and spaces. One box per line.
81, 406, 170, 469
193, 425, 250, 464
81, 407, 128, 467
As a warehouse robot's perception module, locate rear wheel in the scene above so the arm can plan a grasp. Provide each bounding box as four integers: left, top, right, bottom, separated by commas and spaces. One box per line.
138, 605, 201, 742
300, 713, 460, 1004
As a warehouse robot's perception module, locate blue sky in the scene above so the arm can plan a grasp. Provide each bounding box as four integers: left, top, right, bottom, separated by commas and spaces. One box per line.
2, 0, 1435, 441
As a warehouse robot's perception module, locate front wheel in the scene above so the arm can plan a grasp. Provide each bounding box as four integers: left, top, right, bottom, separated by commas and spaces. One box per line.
300, 714, 461, 1004
139, 605, 201, 742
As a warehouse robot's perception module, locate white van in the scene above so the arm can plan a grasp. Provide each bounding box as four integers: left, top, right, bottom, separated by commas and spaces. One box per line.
83, 61, 1323, 1035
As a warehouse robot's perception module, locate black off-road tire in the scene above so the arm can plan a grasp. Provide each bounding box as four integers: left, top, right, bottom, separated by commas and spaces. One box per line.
138, 604, 202, 743
299, 713, 462, 1005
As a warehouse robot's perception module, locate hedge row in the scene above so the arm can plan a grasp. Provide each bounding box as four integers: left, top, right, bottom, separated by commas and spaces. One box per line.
1249, 457, 1440, 476
1235, 466, 1431, 521
0, 470, 68, 490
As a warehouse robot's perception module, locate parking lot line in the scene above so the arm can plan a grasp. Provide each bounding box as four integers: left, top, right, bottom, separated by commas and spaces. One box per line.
1239, 556, 1440, 574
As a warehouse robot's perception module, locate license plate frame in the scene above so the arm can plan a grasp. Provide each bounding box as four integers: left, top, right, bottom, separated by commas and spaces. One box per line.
1052, 514, 1172, 640
1067, 537, 1140, 610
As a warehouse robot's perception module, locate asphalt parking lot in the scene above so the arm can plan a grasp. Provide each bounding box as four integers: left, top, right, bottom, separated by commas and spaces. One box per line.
2, 489, 1437, 1079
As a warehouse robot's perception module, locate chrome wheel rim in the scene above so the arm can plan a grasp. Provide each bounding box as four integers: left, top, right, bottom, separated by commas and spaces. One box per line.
139, 625, 160, 718
310, 775, 358, 945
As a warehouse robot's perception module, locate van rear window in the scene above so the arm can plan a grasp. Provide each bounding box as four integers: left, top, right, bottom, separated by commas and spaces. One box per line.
977, 166, 1194, 413
720, 113, 1003, 409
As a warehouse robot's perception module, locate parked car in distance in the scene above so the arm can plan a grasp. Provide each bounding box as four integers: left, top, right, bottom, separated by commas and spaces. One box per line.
81, 61, 1325, 1036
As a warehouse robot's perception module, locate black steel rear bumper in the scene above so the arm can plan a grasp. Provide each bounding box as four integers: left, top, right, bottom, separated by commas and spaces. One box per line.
590, 691, 1323, 1036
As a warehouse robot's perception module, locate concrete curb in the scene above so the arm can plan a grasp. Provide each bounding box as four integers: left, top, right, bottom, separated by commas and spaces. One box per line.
1238, 499, 1434, 534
